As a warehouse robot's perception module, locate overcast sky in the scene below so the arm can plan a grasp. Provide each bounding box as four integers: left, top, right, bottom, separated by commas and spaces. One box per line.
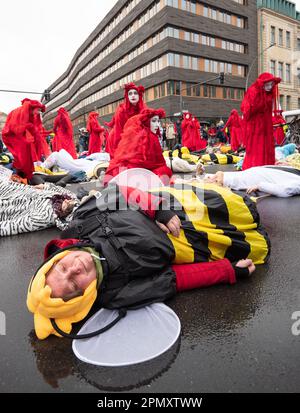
0, 0, 118, 114
1, 0, 300, 114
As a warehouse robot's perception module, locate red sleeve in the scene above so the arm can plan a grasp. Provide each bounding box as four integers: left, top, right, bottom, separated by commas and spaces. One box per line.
118, 185, 165, 220
105, 116, 115, 129
173, 259, 236, 291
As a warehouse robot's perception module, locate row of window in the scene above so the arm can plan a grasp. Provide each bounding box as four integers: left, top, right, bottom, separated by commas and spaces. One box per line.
270, 26, 291, 48
47, 51, 246, 116
49, 25, 246, 108
168, 27, 246, 53
166, 0, 245, 27
149, 81, 245, 100
50, 0, 247, 96
270, 60, 291, 83
280, 94, 292, 111
167, 53, 246, 76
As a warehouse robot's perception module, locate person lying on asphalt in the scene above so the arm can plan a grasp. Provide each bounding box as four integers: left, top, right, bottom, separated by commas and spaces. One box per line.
202, 165, 300, 198
27, 180, 269, 339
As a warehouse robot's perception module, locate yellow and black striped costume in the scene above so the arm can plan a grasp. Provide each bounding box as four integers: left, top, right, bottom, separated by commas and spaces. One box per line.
163, 147, 200, 165
200, 153, 241, 165
151, 182, 270, 265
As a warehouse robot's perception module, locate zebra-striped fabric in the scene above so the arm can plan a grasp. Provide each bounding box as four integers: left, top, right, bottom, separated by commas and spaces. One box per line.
0, 181, 77, 236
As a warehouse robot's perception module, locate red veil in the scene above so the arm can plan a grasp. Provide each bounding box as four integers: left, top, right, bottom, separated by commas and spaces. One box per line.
182, 112, 206, 151
272, 110, 286, 146
224, 109, 244, 152
104, 108, 172, 185
87, 112, 105, 155
105, 83, 146, 158
53, 108, 77, 158
241, 72, 281, 170
2, 99, 46, 178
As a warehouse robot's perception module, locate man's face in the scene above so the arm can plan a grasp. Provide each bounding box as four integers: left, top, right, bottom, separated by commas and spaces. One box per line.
46, 251, 97, 299
264, 81, 275, 92
128, 89, 139, 105
150, 115, 161, 134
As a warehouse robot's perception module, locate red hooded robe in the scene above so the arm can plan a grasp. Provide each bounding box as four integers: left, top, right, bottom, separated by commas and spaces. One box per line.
182, 113, 206, 151
104, 108, 172, 185
2, 99, 46, 179
224, 109, 244, 152
87, 112, 105, 155
272, 110, 286, 146
105, 83, 146, 158
52, 108, 77, 159
241, 72, 281, 170
32, 109, 51, 159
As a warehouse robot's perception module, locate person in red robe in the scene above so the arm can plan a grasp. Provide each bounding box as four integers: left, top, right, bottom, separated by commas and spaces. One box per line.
241, 72, 281, 170
105, 83, 146, 158
104, 108, 172, 185
272, 110, 286, 146
86, 112, 105, 155
2, 99, 46, 179
223, 109, 244, 152
33, 109, 52, 160
181, 113, 206, 151
191, 116, 207, 150
52, 108, 77, 159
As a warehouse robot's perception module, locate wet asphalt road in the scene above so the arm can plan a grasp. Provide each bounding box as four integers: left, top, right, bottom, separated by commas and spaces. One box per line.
0, 165, 300, 393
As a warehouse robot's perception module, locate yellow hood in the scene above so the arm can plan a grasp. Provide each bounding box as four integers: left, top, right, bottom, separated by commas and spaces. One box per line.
26, 250, 98, 339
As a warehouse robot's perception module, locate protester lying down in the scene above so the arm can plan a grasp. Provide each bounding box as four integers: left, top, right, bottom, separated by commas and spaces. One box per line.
27, 180, 270, 339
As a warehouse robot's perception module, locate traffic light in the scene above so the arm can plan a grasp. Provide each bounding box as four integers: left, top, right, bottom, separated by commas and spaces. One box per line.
43, 89, 51, 103
219, 72, 225, 85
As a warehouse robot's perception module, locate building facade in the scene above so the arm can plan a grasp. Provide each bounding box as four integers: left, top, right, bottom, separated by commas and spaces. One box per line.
257, 0, 300, 111
43, 0, 258, 130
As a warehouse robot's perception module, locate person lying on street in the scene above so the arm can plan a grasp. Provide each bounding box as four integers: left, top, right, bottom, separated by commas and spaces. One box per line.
203, 165, 300, 197
27, 180, 270, 339
0, 179, 78, 236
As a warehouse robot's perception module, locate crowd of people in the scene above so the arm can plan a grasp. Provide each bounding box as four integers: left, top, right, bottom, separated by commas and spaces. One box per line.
0, 73, 299, 341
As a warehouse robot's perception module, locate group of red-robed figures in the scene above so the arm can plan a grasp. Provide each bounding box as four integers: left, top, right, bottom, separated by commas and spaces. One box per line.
2, 102, 107, 180
2, 73, 285, 181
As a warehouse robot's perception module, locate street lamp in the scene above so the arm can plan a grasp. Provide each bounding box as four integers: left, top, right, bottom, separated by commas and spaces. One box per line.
245, 43, 276, 90
0, 88, 51, 102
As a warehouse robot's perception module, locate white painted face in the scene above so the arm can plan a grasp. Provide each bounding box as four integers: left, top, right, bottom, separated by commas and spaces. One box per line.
186, 114, 190, 119
128, 89, 140, 105
150, 116, 161, 134
264, 81, 275, 92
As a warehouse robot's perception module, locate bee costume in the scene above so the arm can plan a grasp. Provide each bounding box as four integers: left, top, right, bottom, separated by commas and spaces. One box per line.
151, 182, 269, 265
27, 181, 269, 339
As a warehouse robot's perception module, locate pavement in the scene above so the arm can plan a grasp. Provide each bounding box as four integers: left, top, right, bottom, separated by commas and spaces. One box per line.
0, 165, 300, 393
